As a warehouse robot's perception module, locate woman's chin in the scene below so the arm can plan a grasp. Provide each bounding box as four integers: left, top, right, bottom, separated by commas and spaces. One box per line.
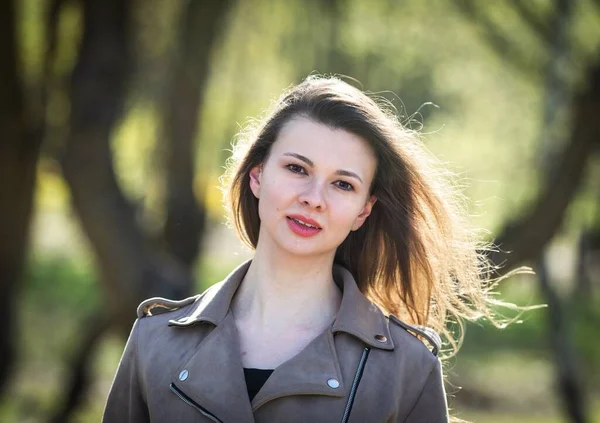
276, 239, 332, 259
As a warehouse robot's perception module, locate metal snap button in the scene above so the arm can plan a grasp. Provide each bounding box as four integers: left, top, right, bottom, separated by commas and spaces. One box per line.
327, 378, 340, 389
179, 370, 189, 381
374, 334, 387, 342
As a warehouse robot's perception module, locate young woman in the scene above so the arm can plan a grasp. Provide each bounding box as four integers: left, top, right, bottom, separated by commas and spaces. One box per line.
103, 76, 507, 422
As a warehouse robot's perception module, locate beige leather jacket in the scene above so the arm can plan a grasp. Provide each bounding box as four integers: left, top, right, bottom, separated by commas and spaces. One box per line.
103, 260, 449, 422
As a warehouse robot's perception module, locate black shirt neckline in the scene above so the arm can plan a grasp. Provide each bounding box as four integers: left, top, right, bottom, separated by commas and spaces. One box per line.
243, 367, 274, 402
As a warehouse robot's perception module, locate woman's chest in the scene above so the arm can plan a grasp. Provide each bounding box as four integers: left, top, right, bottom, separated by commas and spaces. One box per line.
237, 327, 323, 369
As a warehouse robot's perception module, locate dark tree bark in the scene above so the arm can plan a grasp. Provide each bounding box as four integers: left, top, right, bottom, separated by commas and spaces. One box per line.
467, 1, 594, 421
318, 0, 354, 75
0, 0, 43, 394
532, 4, 590, 422
576, 191, 600, 296
49, 313, 110, 423
163, 0, 232, 267
53, 0, 189, 419
53, 0, 233, 420
489, 59, 600, 272
61, 0, 191, 319
457, 0, 600, 272
538, 258, 589, 423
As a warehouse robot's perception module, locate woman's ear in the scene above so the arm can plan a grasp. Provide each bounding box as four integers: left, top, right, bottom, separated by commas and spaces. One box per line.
351, 195, 377, 231
249, 165, 262, 199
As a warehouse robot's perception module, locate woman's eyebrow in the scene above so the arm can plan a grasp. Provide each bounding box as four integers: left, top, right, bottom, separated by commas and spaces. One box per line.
336, 169, 363, 183
283, 152, 363, 183
283, 152, 313, 166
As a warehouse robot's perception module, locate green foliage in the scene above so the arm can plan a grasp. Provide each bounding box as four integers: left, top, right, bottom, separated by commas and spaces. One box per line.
24, 253, 100, 317
0, 255, 100, 421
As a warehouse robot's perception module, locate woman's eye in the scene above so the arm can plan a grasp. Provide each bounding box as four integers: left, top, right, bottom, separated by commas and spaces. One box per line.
286, 164, 306, 174
335, 181, 354, 191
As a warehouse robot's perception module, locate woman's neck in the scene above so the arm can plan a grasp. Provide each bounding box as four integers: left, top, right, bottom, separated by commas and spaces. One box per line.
230, 242, 342, 334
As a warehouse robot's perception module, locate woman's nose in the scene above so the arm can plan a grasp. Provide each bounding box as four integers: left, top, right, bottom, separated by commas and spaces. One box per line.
298, 180, 327, 210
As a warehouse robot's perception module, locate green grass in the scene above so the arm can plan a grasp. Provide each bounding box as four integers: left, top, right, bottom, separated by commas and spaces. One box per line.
458, 408, 600, 423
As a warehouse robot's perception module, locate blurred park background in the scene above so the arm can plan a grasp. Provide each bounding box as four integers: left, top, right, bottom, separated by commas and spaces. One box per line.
1, 0, 600, 422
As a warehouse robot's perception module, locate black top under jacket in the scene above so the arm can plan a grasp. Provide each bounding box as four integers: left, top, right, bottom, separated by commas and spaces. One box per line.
243, 368, 274, 401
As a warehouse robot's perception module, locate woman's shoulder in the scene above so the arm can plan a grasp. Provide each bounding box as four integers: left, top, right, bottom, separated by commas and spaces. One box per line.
134, 281, 224, 325
136, 294, 202, 319
127, 283, 225, 364
386, 313, 442, 358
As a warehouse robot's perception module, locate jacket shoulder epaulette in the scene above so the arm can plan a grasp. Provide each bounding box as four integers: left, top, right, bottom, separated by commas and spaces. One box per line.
388, 314, 442, 356
136, 295, 201, 318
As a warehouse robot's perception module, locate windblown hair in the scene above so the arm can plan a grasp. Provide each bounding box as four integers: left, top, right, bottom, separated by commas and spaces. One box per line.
222, 75, 519, 357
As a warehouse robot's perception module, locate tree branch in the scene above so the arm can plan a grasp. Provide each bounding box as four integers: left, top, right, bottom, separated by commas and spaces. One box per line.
508, 0, 552, 47
452, 0, 544, 79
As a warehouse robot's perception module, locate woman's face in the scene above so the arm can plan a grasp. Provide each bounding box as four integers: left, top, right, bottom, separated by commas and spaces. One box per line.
249, 117, 377, 258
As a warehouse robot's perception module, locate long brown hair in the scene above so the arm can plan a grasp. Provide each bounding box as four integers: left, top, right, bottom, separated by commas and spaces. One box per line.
222, 75, 523, 356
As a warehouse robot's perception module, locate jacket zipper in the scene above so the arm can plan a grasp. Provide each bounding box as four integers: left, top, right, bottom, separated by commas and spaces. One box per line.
341, 347, 371, 423
170, 383, 223, 423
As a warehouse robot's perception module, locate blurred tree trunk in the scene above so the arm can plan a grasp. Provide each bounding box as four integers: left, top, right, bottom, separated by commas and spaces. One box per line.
452, 0, 600, 272
318, 0, 354, 75
538, 257, 589, 423
163, 0, 232, 267
61, 0, 191, 321
488, 58, 600, 271
542, 4, 589, 421
0, 0, 42, 394
501, 1, 590, 421
56, 1, 188, 417
52, 0, 233, 420
575, 191, 600, 297
454, 2, 598, 418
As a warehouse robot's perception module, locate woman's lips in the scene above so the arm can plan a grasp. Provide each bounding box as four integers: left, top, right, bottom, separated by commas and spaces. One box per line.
287, 214, 321, 228
286, 216, 322, 237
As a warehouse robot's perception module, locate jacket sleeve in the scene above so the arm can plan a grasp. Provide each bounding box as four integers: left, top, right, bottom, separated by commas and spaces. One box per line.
102, 319, 150, 423
402, 358, 449, 423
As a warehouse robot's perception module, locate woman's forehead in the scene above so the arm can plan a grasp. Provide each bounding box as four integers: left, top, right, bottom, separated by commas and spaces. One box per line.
271, 118, 376, 171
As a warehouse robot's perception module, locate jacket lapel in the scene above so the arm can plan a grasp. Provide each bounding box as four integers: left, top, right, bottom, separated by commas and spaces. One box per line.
171, 311, 255, 423
251, 327, 345, 411
168, 261, 255, 422
330, 265, 394, 351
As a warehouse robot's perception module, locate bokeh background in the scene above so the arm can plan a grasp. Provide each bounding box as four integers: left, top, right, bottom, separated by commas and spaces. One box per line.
1, 0, 600, 422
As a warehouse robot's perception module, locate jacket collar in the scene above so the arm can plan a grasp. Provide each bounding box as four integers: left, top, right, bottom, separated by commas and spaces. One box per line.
168, 260, 395, 422
169, 259, 394, 351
